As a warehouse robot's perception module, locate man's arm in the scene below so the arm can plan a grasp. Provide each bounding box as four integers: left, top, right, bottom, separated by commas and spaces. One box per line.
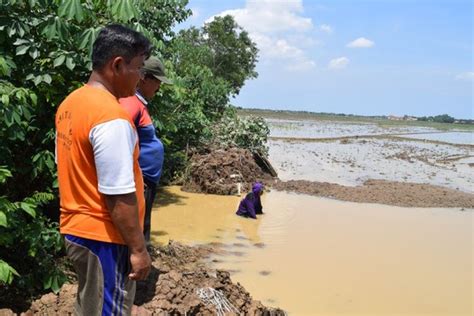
104, 193, 151, 281
89, 118, 151, 280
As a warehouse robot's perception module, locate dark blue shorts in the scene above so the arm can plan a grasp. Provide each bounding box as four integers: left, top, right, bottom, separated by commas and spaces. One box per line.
65, 234, 135, 315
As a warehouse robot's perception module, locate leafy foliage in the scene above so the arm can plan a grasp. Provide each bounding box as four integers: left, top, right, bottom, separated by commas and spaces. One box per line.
0, 0, 264, 302
208, 110, 270, 156
418, 114, 456, 123
148, 15, 260, 181
0, 165, 63, 298
0, 0, 190, 298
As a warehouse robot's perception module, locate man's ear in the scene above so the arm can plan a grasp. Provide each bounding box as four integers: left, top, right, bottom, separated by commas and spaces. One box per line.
111, 56, 125, 75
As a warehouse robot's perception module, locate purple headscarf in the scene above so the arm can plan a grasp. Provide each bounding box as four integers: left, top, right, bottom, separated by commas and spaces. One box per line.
252, 182, 264, 195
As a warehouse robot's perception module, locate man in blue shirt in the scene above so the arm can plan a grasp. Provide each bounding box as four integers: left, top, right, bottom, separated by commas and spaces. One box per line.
120, 56, 171, 244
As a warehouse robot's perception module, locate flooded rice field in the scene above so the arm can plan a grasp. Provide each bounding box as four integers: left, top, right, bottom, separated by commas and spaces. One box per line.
153, 187, 472, 315
267, 119, 473, 193
267, 118, 437, 139
152, 118, 473, 315
399, 131, 473, 145
269, 138, 473, 193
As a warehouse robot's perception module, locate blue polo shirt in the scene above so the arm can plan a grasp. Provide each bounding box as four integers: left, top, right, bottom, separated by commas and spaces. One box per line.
119, 93, 164, 184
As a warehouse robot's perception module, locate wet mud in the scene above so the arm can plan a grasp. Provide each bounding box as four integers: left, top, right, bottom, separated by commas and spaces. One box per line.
273, 179, 474, 208
269, 137, 473, 195
182, 147, 275, 195
180, 142, 473, 208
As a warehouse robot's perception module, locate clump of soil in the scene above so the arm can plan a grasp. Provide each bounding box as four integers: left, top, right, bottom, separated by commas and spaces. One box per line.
273, 179, 474, 208
17, 241, 285, 315
182, 148, 276, 195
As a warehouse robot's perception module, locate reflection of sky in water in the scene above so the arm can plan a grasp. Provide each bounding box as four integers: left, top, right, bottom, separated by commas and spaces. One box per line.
399, 132, 473, 145
266, 118, 470, 143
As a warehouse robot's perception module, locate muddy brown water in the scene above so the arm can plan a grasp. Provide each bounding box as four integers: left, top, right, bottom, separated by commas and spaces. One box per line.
152, 186, 473, 315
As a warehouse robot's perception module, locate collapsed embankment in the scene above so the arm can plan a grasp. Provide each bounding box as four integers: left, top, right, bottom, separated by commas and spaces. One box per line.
182, 147, 276, 195
1, 241, 285, 315
181, 147, 474, 208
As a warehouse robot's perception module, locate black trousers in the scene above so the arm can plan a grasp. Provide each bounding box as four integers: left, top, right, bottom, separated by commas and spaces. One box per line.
143, 178, 157, 243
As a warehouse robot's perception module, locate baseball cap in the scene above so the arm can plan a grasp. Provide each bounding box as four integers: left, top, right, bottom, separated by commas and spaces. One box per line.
142, 56, 172, 84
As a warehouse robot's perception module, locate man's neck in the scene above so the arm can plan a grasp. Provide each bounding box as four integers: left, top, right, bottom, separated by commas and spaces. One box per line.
135, 89, 148, 105
87, 72, 118, 98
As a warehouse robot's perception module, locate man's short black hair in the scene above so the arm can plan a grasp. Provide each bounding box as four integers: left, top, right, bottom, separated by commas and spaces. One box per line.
92, 24, 152, 71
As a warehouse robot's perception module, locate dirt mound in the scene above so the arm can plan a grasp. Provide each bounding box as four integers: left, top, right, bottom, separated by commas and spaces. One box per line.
18, 241, 285, 315
273, 179, 474, 208
182, 148, 276, 195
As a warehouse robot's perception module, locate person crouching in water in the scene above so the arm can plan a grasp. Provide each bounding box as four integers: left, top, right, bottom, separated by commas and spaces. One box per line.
236, 182, 264, 219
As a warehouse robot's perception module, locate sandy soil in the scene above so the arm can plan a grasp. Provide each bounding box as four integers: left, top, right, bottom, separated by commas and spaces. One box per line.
1, 241, 284, 315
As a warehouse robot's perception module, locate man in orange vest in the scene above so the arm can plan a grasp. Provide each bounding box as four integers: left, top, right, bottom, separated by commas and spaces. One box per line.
55, 24, 152, 315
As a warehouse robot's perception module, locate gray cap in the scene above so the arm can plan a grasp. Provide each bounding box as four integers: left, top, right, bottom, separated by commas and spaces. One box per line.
142, 56, 172, 84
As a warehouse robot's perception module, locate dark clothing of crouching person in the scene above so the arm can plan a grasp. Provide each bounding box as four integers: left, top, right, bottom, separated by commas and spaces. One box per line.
236, 182, 264, 219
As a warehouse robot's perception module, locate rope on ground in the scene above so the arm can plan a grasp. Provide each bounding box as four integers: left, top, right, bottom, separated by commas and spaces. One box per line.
196, 287, 239, 316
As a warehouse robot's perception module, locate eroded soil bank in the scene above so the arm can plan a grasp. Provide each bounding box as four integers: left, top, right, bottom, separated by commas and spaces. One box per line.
180, 146, 474, 208
1, 242, 284, 315
182, 147, 274, 195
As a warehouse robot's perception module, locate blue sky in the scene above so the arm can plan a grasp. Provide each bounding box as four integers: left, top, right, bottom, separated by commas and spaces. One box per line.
176, 0, 473, 118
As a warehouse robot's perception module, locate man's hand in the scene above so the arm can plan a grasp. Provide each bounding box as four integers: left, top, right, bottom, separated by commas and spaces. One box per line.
129, 249, 152, 280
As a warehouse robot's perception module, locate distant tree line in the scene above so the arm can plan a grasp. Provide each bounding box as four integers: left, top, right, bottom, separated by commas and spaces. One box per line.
238, 108, 473, 124
417, 114, 454, 123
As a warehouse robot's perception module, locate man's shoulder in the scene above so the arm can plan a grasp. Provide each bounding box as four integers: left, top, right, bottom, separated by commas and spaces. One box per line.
61, 85, 118, 109
58, 86, 130, 126
119, 95, 143, 108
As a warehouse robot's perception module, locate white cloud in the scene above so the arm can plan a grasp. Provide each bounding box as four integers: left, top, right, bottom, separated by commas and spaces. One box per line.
190, 7, 200, 19
328, 57, 349, 69
347, 37, 375, 48
319, 24, 332, 33
213, 0, 312, 34
455, 72, 474, 81
208, 0, 315, 72
251, 34, 315, 71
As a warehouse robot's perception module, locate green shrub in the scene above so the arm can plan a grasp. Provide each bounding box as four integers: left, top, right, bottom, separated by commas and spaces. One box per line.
0, 167, 65, 300
207, 110, 270, 156
0, 0, 190, 300
0, 0, 261, 302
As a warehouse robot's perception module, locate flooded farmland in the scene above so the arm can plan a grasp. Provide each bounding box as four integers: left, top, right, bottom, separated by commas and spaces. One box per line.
153, 187, 472, 315
152, 118, 473, 315
267, 119, 473, 193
